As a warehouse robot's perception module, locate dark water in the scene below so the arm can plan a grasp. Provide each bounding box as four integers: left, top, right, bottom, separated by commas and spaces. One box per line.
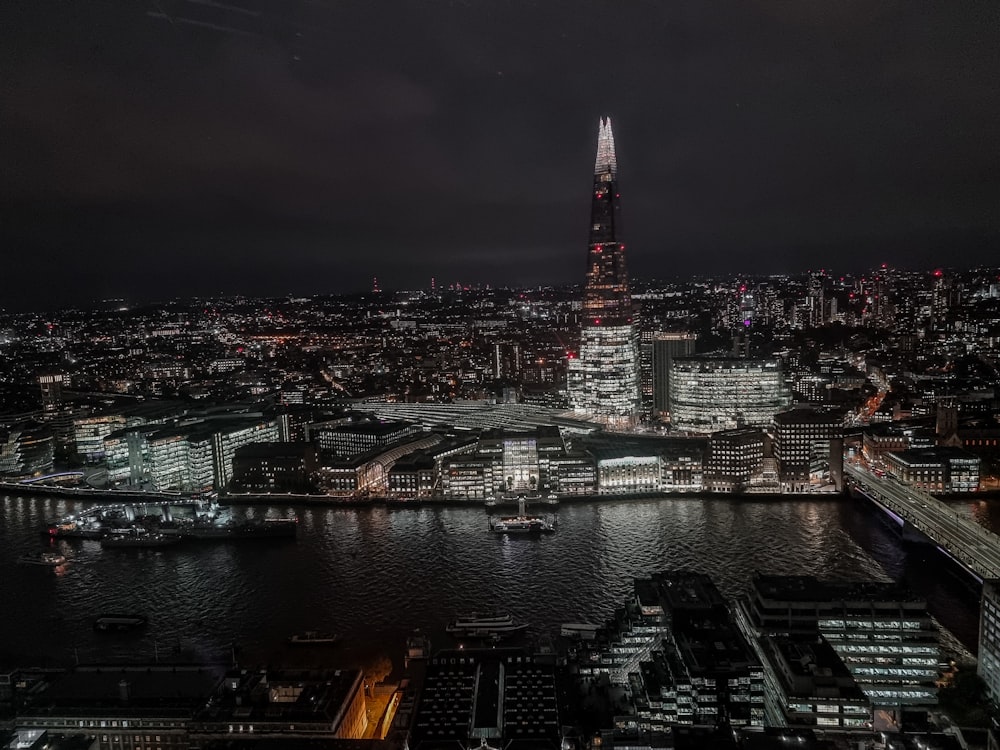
0, 493, 990, 671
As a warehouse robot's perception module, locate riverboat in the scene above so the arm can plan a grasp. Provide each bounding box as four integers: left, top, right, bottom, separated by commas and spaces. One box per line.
490, 516, 555, 534
488, 496, 555, 534
287, 631, 339, 645
93, 614, 148, 632
18, 551, 67, 566
43, 521, 104, 540
181, 518, 298, 540
446, 612, 528, 637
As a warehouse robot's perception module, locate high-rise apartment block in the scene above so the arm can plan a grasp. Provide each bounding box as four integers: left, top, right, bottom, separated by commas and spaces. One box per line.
567, 117, 640, 425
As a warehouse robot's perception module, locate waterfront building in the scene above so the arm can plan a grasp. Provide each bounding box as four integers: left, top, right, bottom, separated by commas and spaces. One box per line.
12, 664, 220, 750
230, 443, 317, 493
102, 418, 278, 492
593, 571, 765, 730
9, 665, 367, 750
704, 428, 766, 493
567, 117, 640, 426
386, 437, 477, 497
189, 667, 367, 740
439, 427, 582, 498
772, 409, 845, 491
884, 447, 980, 493
668, 357, 791, 434
596, 453, 661, 495
742, 574, 940, 707
759, 635, 872, 729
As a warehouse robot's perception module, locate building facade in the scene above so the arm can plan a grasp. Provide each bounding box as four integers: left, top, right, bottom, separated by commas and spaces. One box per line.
669, 357, 792, 434
567, 117, 640, 425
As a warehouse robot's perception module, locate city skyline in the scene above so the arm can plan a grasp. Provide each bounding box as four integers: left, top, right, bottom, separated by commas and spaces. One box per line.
2, 2, 999, 310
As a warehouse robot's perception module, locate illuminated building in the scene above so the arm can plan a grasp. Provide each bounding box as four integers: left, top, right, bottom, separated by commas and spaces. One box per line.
73, 414, 127, 463
567, 117, 640, 425
668, 357, 792, 433
884, 446, 980, 493
0, 420, 54, 477
704, 427, 766, 492
651, 332, 696, 416
583, 571, 765, 728
743, 574, 939, 707
772, 409, 845, 491
307, 419, 420, 459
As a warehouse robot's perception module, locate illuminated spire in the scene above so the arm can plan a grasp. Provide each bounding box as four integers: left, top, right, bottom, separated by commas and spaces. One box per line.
594, 116, 617, 178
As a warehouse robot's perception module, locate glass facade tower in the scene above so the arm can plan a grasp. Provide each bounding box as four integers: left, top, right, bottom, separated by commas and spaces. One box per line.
568, 117, 640, 425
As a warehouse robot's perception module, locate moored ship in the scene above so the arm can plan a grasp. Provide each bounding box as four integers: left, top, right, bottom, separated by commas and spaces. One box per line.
181, 518, 298, 540
101, 532, 183, 549
490, 516, 555, 534
446, 612, 528, 637
489, 496, 555, 535
288, 630, 339, 645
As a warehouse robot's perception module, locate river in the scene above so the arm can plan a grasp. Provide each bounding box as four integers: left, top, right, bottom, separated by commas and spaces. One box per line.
0, 493, 989, 672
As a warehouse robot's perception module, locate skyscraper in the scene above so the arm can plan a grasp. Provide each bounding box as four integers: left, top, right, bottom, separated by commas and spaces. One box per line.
568, 117, 640, 425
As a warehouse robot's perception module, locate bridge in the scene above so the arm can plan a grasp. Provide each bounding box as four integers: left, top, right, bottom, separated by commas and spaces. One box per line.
845, 463, 1000, 582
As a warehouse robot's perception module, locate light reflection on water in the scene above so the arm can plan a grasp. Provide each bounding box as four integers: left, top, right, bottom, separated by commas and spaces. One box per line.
0, 494, 985, 668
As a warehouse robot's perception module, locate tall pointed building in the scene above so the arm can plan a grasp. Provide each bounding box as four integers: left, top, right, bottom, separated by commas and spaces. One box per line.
568, 117, 640, 425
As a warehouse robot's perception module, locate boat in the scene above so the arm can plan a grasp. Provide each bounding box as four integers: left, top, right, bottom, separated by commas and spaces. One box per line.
18, 551, 67, 566
489, 496, 555, 534
406, 629, 431, 664
42, 521, 105, 540
101, 532, 183, 549
287, 630, 339, 645
446, 612, 529, 637
490, 516, 555, 534
181, 518, 298, 541
93, 613, 148, 632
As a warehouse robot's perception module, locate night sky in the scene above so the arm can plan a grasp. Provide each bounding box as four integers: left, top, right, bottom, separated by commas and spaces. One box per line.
2, 1, 999, 309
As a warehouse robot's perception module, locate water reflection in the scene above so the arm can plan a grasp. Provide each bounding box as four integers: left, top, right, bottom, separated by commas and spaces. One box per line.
0, 493, 983, 666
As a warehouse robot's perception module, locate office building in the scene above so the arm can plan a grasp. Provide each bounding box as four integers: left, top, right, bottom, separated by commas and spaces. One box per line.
651, 332, 696, 417
567, 117, 640, 425
669, 357, 792, 433
884, 447, 981, 493
743, 574, 939, 707
307, 420, 420, 459
772, 409, 844, 491
704, 428, 766, 492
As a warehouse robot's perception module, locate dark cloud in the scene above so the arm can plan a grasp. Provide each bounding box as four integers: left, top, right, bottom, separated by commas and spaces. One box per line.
1, 0, 998, 309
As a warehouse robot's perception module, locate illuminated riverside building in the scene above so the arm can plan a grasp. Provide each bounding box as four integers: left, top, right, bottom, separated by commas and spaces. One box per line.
567, 117, 640, 425
742, 574, 940, 707
102, 418, 278, 491
668, 357, 792, 433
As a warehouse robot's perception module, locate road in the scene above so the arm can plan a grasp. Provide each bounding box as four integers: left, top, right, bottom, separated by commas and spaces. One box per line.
845, 463, 1000, 581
